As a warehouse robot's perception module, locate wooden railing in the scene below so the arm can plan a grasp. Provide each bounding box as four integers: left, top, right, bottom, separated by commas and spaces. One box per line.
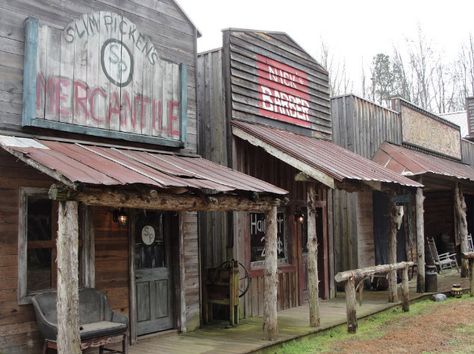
335, 261, 415, 333
462, 252, 474, 296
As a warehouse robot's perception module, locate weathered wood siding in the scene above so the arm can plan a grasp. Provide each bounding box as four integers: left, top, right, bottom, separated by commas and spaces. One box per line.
92, 207, 129, 315
0, 0, 198, 153
233, 139, 329, 317
197, 49, 230, 275
0, 0, 201, 350
0, 151, 56, 354
466, 96, 474, 138
225, 30, 331, 139
331, 95, 402, 272
424, 191, 454, 250
461, 139, 474, 167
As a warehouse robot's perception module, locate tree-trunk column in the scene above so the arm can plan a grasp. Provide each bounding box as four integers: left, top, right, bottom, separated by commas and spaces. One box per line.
263, 206, 278, 340
388, 198, 399, 303
307, 184, 320, 327
455, 183, 469, 277
56, 200, 81, 354
416, 188, 425, 293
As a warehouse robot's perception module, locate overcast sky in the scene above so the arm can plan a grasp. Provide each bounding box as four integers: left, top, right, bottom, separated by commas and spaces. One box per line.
178, 0, 474, 88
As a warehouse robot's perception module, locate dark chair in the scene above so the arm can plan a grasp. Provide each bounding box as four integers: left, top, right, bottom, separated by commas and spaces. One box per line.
32, 288, 128, 354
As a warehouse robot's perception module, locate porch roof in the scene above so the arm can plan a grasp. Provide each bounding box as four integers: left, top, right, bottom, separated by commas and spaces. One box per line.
373, 142, 474, 182
0, 135, 287, 196
232, 121, 422, 190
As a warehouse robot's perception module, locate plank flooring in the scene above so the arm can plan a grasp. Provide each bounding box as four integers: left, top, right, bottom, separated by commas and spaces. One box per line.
126, 270, 468, 354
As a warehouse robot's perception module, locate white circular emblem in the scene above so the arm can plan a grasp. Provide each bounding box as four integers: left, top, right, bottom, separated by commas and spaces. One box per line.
101, 39, 133, 87
141, 225, 155, 245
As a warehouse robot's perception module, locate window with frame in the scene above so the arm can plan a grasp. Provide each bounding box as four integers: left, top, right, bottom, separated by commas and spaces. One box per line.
18, 188, 84, 303
249, 211, 288, 266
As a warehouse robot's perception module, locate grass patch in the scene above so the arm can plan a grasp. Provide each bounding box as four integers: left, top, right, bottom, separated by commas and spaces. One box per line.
261, 296, 472, 354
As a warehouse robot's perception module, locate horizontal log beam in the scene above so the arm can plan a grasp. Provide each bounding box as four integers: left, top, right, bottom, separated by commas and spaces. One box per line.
49, 185, 286, 212
335, 262, 415, 283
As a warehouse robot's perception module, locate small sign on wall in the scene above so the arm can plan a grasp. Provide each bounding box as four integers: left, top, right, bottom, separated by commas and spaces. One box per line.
22, 12, 187, 146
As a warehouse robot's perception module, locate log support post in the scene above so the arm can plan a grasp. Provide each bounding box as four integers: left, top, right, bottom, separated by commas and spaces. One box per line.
56, 200, 81, 354
307, 184, 320, 327
388, 198, 399, 303
415, 187, 425, 293
462, 253, 474, 296
263, 206, 278, 340
401, 266, 410, 312
455, 183, 469, 277
470, 259, 474, 297
345, 276, 357, 333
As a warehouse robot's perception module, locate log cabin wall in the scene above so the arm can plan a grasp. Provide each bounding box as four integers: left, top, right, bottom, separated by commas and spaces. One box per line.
331, 95, 402, 272
0, 151, 56, 354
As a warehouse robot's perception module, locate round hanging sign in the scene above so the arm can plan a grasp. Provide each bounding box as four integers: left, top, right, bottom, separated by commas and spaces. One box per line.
141, 225, 155, 245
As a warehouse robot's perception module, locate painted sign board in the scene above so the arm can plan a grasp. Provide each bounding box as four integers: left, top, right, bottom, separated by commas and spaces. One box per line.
22, 13, 187, 146
256, 55, 311, 128
400, 102, 461, 159
227, 30, 331, 139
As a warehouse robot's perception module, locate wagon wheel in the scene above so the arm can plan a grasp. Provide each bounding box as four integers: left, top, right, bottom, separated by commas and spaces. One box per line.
216, 260, 250, 298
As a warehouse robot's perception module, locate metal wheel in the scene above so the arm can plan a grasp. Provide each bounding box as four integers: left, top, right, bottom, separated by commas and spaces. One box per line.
216, 260, 250, 298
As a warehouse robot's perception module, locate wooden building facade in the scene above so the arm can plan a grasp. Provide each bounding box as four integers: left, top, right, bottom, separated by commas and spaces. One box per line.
332, 94, 474, 285
197, 29, 333, 315
0, 1, 207, 352
197, 31, 421, 320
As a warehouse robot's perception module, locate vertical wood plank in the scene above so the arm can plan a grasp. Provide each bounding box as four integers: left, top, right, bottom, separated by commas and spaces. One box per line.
22, 17, 39, 126
56, 200, 81, 354
263, 206, 278, 340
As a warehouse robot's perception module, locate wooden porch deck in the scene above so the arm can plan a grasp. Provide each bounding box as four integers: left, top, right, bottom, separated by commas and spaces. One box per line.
128, 270, 468, 354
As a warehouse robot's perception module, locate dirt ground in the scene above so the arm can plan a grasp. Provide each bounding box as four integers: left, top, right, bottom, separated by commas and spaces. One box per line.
330, 298, 474, 353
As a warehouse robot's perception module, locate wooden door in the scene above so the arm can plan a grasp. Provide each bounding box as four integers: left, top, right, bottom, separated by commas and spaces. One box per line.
135, 212, 174, 335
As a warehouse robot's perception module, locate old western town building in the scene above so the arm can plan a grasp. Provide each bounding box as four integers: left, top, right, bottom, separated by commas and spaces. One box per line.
0, 1, 473, 354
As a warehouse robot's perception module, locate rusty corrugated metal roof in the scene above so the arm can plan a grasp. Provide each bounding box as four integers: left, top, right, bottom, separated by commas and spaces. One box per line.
373, 142, 474, 182
232, 121, 422, 188
0, 135, 287, 195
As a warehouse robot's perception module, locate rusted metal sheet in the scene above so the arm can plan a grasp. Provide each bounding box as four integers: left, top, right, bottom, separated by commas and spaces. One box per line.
0, 135, 287, 195
232, 121, 421, 188
374, 142, 474, 182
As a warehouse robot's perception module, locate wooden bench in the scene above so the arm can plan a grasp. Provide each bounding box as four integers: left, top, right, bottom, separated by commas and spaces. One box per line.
32, 288, 128, 353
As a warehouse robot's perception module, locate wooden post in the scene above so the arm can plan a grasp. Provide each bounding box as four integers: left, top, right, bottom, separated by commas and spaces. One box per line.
263, 206, 278, 340
307, 184, 320, 327
388, 198, 399, 303
56, 201, 81, 354
401, 266, 409, 312
345, 276, 357, 333
470, 259, 474, 297
455, 183, 469, 277
415, 187, 425, 293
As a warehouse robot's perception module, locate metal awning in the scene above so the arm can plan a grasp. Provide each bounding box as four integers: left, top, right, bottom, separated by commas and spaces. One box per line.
0, 135, 287, 196
232, 121, 422, 190
373, 142, 474, 182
